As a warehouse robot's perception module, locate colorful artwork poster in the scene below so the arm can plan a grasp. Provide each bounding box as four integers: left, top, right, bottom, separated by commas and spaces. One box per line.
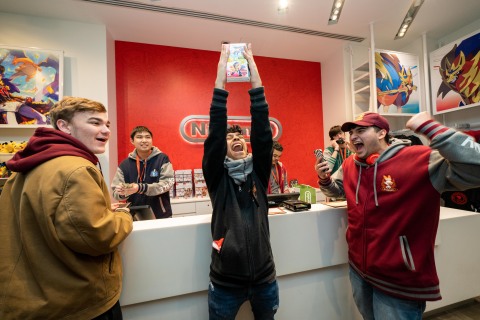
375, 50, 421, 115
0, 46, 63, 126
430, 31, 480, 115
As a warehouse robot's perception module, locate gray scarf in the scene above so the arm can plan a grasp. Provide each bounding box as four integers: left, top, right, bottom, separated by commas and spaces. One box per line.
224, 154, 253, 185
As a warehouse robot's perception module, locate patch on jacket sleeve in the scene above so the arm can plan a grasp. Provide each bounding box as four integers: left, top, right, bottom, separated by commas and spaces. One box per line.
381, 175, 398, 192
212, 238, 224, 253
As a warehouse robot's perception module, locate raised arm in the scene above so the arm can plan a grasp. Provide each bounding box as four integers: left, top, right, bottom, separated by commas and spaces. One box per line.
244, 43, 272, 187
214, 44, 229, 89
203, 44, 230, 189
243, 43, 262, 89
406, 111, 480, 191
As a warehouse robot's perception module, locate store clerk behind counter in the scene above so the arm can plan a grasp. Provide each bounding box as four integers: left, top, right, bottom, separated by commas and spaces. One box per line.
111, 125, 175, 219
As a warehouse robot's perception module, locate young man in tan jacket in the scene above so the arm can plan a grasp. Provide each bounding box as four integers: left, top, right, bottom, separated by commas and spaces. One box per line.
0, 97, 133, 319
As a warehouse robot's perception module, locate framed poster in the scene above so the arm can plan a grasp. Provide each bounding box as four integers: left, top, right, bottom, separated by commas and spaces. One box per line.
0, 45, 63, 126
430, 30, 480, 115
375, 50, 421, 115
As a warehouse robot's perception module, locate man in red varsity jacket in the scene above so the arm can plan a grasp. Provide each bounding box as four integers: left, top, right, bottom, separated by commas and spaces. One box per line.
315, 111, 480, 320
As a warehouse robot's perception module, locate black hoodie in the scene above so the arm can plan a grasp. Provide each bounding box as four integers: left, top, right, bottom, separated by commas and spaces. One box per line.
202, 87, 276, 287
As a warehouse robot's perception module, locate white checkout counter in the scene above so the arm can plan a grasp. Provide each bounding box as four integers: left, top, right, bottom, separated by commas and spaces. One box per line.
170, 197, 212, 217
119, 204, 480, 320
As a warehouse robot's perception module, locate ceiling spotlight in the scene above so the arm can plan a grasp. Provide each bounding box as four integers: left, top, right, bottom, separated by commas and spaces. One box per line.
395, 0, 424, 39
278, 0, 289, 13
328, 0, 345, 25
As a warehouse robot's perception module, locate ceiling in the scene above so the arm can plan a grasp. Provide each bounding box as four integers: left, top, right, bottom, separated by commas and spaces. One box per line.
3, 0, 480, 62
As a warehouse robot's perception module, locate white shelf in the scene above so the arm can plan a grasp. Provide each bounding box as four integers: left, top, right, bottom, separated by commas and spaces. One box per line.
0, 124, 50, 129
351, 60, 371, 116
354, 85, 370, 95
354, 62, 369, 73
353, 71, 369, 82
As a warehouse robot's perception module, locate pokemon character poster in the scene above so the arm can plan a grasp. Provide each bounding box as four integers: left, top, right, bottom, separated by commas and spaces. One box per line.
430, 30, 480, 115
375, 50, 421, 115
0, 46, 63, 126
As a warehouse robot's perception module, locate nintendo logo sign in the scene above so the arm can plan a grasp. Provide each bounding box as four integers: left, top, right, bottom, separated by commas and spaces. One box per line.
179, 115, 282, 144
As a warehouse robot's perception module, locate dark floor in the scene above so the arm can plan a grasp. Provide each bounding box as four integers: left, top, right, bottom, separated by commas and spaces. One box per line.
424, 299, 480, 320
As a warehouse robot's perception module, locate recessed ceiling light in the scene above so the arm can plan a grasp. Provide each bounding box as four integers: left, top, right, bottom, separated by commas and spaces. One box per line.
278, 0, 289, 13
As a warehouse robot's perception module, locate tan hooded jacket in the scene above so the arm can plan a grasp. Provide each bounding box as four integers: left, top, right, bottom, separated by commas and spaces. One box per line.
0, 154, 133, 319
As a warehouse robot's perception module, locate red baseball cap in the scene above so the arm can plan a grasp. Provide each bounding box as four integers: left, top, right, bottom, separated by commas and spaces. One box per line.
341, 112, 390, 133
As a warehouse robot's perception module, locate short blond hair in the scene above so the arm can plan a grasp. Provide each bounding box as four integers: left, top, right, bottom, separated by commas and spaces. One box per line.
50, 97, 106, 129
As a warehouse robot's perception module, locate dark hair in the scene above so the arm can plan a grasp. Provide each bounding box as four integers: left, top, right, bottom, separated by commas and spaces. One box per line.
130, 126, 153, 140
50, 97, 106, 130
226, 124, 243, 135
328, 125, 342, 140
272, 141, 283, 152
372, 126, 390, 143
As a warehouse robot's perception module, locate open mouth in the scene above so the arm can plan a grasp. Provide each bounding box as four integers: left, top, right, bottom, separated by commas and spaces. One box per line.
352, 141, 363, 153
232, 142, 243, 152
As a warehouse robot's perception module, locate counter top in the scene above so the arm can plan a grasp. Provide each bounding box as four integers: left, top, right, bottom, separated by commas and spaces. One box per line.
119, 204, 347, 306
119, 204, 480, 319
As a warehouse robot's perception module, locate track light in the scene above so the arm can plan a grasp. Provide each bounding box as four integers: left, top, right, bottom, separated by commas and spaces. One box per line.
395, 0, 424, 39
328, 0, 345, 25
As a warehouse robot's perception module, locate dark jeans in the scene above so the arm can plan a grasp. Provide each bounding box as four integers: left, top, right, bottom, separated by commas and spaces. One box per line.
92, 300, 123, 320
208, 280, 279, 320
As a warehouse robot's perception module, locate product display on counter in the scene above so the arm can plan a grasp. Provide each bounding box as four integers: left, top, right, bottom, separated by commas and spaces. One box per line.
267, 192, 300, 207
282, 199, 311, 212
193, 168, 207, 197
174, 169, 193, 198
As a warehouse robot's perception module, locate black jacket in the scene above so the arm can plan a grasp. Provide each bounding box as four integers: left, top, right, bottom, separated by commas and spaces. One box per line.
202, 87, 275, 287
113, 148, 174, 219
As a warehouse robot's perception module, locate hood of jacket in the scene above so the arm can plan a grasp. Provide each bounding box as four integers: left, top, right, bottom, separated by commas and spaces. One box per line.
6, 127, 99, 173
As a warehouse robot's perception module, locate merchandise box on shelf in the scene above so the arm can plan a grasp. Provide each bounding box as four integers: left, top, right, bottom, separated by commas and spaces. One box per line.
174, 169, 193, 198
193, 168, 207, 197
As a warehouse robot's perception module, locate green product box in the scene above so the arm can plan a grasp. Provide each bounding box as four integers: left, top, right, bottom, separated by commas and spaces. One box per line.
298, 184, 316, 204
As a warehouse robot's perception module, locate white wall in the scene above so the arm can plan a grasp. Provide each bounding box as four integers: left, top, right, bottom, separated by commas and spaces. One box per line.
106, 29, 119, 185
0, 12, 114, 184
320, 46, 350, 148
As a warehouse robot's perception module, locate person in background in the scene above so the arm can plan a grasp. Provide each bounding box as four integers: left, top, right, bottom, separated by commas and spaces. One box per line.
315, 111, 480, 320
0, 97, 133, 319
268, 141, 290, 194
112, 126, 174, 219
323, 125, 353, 174
203, 43, 279, 320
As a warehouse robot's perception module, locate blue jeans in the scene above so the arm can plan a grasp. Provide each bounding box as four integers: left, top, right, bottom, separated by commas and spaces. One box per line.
349, 268, 426, 320
208, 280, 279, 320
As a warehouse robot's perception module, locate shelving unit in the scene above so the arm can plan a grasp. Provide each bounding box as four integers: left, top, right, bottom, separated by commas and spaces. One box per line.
351, 61, 371, 118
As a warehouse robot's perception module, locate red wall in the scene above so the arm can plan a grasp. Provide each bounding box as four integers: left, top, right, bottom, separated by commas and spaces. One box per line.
115, 41, 324, 186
